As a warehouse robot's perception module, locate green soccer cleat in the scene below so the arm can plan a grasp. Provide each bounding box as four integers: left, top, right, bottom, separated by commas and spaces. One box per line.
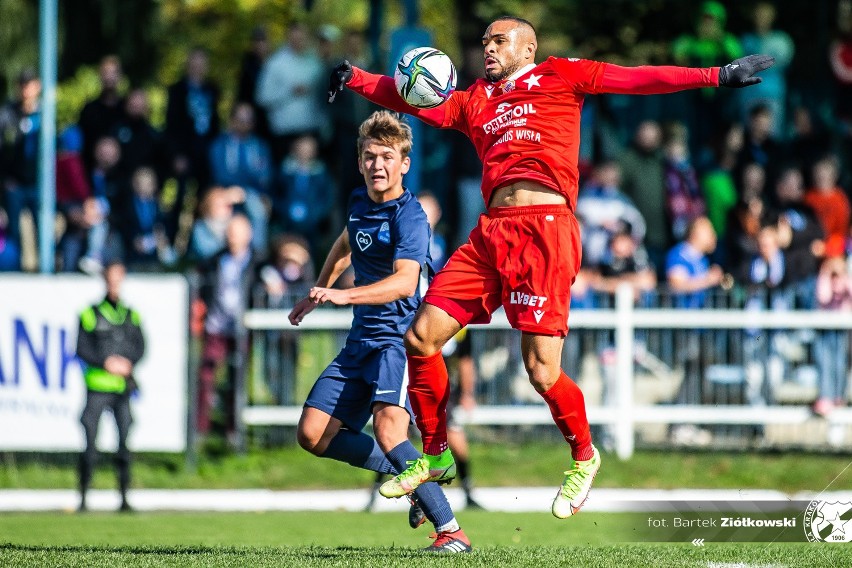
551, 445, 601, 519
379, 450, 456, 498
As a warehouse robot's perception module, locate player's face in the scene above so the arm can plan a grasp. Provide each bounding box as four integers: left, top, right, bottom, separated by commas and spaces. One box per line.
482, 20, 535, 82
358, 139, 410, 201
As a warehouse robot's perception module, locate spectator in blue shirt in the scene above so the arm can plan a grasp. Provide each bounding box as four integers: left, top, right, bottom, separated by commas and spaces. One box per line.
666, 216, 724, 308
210, 103, 273, 251
273, 133, 336, 256
666, 216, 724, 446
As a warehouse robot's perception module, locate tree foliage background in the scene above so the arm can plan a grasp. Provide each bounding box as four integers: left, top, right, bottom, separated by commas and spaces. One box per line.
0, 0, 841, 127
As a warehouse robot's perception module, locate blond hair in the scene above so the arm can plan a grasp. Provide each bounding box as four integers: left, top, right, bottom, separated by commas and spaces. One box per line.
357, 111, 413, 158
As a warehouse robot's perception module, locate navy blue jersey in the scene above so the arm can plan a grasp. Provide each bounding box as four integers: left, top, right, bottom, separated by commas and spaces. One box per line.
346, 186, 431, 342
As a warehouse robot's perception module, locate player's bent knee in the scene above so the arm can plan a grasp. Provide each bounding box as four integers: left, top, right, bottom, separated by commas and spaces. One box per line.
295, 427, 321, 455
296, 419, 327, 456
403, 326, 440, 357
372, 405, 410, 451
526, 364, 560, 393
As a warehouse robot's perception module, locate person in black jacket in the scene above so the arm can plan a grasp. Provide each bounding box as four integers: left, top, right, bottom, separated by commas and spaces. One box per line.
773, 166, 826, 308
164, 47, 221, 244
75, 260, 145, 511
78, 56, 126, 174
0, 69, 42, 248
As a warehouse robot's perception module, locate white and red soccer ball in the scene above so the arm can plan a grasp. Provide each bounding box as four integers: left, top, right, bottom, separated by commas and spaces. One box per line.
394, 47, 457, 109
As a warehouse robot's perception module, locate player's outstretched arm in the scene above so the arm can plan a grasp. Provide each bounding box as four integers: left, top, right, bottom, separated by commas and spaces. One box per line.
326, 60, 448, 128
597, 54, 774, 95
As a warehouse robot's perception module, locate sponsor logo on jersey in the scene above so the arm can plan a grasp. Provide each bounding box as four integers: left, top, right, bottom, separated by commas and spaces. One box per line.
509, 291, 548, 307
483, 103, 537, 134
377, 221, 391, 244
356, 231, 372, 251
494, 128, 541, 146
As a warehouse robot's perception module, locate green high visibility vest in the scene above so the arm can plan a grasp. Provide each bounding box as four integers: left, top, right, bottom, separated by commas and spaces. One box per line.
79, 302, 141, 393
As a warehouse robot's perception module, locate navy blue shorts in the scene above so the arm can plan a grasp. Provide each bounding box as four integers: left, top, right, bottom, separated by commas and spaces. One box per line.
304, 340, 413, 432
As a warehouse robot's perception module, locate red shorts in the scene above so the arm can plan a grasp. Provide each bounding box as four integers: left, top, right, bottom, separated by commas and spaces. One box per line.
424, 204, 581, 336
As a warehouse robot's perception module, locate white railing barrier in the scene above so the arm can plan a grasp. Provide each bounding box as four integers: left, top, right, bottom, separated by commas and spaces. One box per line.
243, 284, 852, 459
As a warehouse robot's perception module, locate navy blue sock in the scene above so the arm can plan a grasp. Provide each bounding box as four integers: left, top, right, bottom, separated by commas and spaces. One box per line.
386, 440, 455, 528
322, 429, 396, 474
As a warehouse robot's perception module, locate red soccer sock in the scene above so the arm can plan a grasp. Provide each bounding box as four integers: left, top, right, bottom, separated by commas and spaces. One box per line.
539, 371, 594, 461
407, 352, 450, 455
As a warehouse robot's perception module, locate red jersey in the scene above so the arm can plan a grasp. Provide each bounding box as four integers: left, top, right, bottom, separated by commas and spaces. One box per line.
347, 57, 719, 209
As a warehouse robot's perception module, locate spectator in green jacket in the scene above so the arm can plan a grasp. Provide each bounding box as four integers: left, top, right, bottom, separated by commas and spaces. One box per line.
671, 1, 743, 156
75, 260, 145, 512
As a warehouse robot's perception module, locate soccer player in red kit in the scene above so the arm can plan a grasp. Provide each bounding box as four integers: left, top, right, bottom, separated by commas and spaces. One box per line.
327, 16, 773, 518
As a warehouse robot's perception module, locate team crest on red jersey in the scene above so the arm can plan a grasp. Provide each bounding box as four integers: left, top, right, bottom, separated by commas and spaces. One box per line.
500, 80, 515, 93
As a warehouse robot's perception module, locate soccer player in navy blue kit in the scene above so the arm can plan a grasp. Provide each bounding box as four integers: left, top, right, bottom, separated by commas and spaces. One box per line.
289, 111, 471, 553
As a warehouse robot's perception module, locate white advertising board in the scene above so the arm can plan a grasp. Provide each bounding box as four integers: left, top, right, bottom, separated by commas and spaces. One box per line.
0, 274, 188, 451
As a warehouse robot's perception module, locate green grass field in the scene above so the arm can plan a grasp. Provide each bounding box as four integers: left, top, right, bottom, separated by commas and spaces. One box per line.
3, 444, 851, 566
3, 444, 851, 492
1, 511, 849, 567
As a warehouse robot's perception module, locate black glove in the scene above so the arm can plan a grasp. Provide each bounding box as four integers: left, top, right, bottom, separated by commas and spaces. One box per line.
327, 60, 353, 103
718, 54, 775, 88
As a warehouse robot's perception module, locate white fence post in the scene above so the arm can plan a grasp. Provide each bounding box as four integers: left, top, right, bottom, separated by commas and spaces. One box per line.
614, 283, 635, 460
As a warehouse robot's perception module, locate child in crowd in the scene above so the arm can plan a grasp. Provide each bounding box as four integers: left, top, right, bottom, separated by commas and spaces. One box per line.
260, 233, 315, 304
119, 167, 174, 270
188, 186, 244, 262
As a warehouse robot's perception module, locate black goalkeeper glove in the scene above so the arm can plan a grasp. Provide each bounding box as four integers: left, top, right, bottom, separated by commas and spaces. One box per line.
327, 60, 353, 103
718, 54, 775, 88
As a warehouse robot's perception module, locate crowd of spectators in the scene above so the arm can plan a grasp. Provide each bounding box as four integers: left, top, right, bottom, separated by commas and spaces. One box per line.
3, 2, 852, 433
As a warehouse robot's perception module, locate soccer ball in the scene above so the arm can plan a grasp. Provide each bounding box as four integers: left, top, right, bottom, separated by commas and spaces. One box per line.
394, 47, 457, 109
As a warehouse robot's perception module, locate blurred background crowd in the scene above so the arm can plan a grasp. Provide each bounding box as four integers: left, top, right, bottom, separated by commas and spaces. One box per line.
1, 0, 850, 293
0, 0, 851, 445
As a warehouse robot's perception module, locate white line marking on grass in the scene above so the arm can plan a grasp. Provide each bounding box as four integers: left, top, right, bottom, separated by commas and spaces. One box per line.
706, 563, 786, 568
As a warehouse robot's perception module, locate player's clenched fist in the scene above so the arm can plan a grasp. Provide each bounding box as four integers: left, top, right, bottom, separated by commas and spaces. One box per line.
288, 297, 318, 326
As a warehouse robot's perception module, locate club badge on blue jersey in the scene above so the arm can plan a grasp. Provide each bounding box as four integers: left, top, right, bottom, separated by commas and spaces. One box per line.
378, 222, 391, 244
356, 230, 372, 251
